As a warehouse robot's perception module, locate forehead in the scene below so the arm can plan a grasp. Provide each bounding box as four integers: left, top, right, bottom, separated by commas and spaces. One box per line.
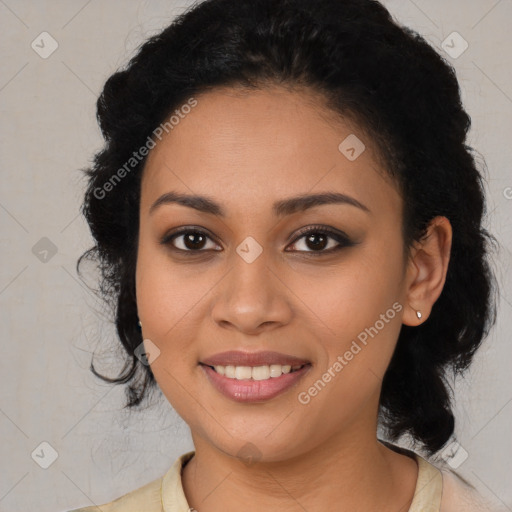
140, 86, 400, 219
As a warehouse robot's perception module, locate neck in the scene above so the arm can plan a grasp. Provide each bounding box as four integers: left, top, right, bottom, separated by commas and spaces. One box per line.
181, 422, 418, 512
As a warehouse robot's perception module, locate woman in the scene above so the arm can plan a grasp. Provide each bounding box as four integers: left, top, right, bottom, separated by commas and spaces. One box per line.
70, 0, 504, 510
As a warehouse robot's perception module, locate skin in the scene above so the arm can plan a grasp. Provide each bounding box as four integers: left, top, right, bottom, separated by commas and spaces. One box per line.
135, 85, 452, 512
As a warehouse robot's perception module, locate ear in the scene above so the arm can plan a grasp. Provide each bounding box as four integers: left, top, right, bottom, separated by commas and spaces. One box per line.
402, 216, 452, 326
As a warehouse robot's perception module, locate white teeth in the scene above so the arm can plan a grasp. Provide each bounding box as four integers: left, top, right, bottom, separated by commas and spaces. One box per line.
252, 365, 270, 380
212, 364, 304, 380
235, 366, 252, 380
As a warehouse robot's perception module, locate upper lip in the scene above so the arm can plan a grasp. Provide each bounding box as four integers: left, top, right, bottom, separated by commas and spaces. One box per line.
200, 350, 311, 367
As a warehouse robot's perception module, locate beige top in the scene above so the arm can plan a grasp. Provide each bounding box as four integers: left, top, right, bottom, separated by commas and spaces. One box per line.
68, 449, 502, 512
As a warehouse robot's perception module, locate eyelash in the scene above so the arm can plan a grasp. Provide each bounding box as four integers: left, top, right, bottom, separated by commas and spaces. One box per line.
160, 224, 355, 257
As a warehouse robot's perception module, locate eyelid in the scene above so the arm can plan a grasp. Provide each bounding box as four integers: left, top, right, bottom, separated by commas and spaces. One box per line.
161, 224, 354, 253
160, 226, 221, 250
288, 224, 351, 244
285, 225, 354, 254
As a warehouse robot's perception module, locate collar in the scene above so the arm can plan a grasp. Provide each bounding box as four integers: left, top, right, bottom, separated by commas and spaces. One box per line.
160, 449, 442, 512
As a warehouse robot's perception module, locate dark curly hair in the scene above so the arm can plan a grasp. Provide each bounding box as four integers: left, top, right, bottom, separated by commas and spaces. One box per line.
77, 0, 499, 456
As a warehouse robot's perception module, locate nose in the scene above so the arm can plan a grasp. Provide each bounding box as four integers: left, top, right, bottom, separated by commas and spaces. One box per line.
210, 249, 293, 335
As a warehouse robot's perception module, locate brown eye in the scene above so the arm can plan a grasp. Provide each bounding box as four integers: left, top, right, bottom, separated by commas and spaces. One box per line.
161, 228, 221, 252
303, 232, 329, 251
160, 225, 355, 256
286, 225, 355, 255
182, 232, 207, 250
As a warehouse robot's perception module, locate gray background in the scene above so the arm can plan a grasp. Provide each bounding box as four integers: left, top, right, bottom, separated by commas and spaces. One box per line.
0, 1, 511, 511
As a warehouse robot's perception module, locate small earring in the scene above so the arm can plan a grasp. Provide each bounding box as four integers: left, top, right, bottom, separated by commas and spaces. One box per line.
138, 319, 142, 328
416, 310, 422, 319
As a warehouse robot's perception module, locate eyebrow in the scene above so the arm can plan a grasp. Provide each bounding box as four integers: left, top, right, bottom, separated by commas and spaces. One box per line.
149, 191, 371, 217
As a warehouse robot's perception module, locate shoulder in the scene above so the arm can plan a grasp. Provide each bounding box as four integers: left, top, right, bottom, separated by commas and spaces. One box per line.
65, 450, 196, 512
439, 466, 508, 512
66, 475, 164, 512
381, 441, 507, 512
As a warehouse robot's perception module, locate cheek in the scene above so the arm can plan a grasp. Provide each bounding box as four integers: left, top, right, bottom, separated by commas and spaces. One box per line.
136, 240, 211, 341
289, 241, 405, 396
289, 245, 404, 340
149, 360, 212, 441
135, 246, 209, 406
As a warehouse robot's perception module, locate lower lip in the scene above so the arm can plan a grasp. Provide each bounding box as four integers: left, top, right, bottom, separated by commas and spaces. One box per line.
200, 364, 311, 403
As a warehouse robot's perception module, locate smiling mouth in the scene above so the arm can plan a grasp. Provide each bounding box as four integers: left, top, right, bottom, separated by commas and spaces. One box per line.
200, 363, 310, 380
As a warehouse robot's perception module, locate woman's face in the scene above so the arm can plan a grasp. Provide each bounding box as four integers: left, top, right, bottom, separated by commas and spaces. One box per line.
136, 86, 412, 462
